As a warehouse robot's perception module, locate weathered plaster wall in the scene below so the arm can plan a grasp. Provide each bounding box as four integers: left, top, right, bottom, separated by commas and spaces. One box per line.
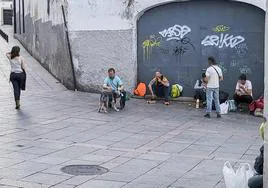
68, 0, 135, 92
14, 0, 74, 89
70, 30, 133, 92
67, 0, 266, 92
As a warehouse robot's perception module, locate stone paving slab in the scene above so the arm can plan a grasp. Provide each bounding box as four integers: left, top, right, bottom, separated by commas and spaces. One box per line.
0, 26, 264, 188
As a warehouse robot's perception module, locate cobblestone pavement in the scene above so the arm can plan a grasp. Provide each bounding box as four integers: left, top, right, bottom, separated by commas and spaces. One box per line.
0, 26, 263, 188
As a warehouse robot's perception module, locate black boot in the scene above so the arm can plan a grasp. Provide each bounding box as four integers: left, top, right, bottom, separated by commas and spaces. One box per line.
15, 100, 20, 110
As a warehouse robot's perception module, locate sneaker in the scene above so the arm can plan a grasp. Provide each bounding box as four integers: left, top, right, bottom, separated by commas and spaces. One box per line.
217, 114, 222, 118
204, 114, 211, 118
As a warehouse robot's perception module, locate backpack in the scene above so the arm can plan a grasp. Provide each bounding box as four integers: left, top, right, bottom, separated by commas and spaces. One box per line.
134, 82, 146, 97
171, 84, 183, 98
249, 96, 264, 112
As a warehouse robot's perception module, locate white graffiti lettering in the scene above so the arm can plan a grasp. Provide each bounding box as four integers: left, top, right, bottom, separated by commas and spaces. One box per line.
159, 25, 191, 41
201, 33, 245, 48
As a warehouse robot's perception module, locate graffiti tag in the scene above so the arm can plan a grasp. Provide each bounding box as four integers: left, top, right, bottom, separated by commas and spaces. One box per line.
212, 25, 230, 33
159, 25, 191, 41
142, 35, 162, 61
235, 43, 248, 57
201, 34, 245, 48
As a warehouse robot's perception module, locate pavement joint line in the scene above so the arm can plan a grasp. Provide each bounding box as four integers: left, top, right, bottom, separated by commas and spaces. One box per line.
167, 159, 206, 188
213, 178, 224, 188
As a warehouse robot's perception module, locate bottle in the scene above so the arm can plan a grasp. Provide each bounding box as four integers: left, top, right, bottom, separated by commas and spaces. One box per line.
196, 99, 200, 109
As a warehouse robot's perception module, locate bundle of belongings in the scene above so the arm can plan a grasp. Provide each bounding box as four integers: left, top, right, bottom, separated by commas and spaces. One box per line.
249, 96, 264, 117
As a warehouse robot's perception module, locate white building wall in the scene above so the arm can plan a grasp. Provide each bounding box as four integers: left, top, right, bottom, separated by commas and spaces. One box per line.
0, 0, 12, 25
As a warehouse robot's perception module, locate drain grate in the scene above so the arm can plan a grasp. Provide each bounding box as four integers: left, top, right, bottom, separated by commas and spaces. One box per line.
61, 165, 109, 176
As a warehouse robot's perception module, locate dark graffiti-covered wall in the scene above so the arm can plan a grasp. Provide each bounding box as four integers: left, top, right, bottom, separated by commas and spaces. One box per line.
137, 0, 265, 97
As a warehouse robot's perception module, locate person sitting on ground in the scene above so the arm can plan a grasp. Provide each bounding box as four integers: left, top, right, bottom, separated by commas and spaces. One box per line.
194, 73, 207, 108
233, 74, 253, 107
103, 68, 126, 109
148, 71, 170, 105
248, 117, 266, 188
248, 145, 263, 188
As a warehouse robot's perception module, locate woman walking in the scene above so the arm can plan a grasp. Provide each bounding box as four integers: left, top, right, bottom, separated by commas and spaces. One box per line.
6, 46, 26, 109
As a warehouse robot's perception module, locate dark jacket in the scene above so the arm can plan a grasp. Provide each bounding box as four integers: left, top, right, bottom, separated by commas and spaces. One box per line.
254, 145, 264, 175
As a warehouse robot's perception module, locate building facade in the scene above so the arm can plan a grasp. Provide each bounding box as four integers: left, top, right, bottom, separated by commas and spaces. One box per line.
13, 0, 267, 97
0, 0, 12, 25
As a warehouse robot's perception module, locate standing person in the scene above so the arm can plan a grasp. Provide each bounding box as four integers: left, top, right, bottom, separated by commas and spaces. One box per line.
204, 57, 223, 118
233, 74, 253, 106
148, 71, 170, 105
6, 46, 26, 110
194, 73, 207, 108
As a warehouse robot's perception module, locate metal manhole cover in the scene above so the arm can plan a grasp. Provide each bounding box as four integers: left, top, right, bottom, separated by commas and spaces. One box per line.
61, 165, 109, 176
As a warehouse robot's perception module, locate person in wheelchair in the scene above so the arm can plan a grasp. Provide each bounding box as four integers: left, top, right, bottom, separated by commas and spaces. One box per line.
103, 68, 126, 110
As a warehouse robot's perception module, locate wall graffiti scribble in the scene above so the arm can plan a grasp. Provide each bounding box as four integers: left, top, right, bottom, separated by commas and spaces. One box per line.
142, 35, 162, 61
240, 65, 252, 74
159, 25, 191, 41
160, 37, 196, 63
235, 43, 248, 57
201, 33, 245, 48
218, 63, 228, 73
212, 25, 230, 32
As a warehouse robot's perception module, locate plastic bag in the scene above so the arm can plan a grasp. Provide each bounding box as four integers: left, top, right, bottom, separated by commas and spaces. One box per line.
228, 100, 237, 112
220, 101, 229, 115
223, 161, 254, 188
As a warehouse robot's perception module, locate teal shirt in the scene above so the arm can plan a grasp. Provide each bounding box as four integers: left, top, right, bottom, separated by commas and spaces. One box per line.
104, 76, 123, 91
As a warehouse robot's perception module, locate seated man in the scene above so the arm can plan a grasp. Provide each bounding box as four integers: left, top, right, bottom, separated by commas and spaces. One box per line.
194, 73, 207, 108
248, 145, 263, 188
148, 71, 170, 105
103, 68, 126, 110
233, 74, 253, 106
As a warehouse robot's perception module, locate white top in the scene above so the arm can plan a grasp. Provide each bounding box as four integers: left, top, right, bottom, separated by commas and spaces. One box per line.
205, 65, 223, 88
9, 56, 24, 73
194, 80, 206, 90
236, 80, 253, 96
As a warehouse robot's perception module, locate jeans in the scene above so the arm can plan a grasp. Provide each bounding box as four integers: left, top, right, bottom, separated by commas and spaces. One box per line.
248, 175, 263, 188
10, 72, 23, 101
152, 84, 170, 102
206, 88, 220, 114
233, 94, 253, 105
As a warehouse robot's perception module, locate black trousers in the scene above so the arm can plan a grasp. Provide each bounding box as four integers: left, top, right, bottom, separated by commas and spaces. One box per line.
152, 84, 170, 102
233, 94, 253, 105
108, 91, 126, 109
194, 89, 206, 102
10, 72, 23, 101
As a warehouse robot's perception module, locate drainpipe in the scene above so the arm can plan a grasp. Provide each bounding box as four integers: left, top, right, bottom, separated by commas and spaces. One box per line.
264, 1, 268, 187
13, 0, 16, 34
61, 5, 77, 91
